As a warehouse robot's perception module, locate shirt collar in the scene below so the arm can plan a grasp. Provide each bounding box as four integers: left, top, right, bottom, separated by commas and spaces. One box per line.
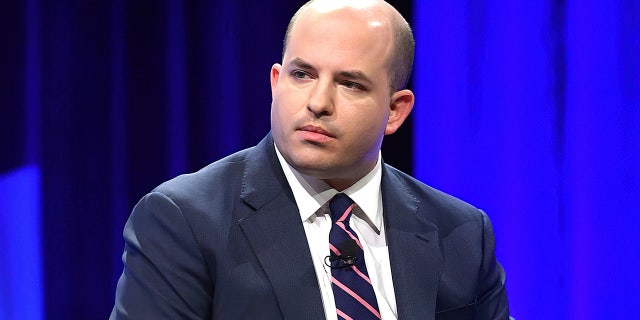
274, 144, 383, 231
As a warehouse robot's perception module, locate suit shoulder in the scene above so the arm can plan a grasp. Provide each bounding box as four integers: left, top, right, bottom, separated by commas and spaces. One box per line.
153, 146, 253, 202
383, 164, 485, 230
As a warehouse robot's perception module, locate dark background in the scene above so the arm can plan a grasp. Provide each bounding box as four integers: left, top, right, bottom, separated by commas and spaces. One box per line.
1, 1, 414, 318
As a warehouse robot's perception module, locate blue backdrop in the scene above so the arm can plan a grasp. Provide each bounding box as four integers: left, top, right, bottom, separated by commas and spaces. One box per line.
414, 0, 639, 318
1, 0, 638, 319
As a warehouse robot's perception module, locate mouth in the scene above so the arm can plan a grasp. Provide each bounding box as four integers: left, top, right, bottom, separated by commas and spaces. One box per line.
299, 125, 333, 137
296, 125, 335, 143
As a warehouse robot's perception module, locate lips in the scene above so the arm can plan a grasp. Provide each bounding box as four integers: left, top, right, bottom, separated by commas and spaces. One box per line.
297, 124, 335, 143
299, 125, 333, 137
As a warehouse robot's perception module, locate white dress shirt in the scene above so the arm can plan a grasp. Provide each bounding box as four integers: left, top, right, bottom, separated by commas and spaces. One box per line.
275, 145, 398, 320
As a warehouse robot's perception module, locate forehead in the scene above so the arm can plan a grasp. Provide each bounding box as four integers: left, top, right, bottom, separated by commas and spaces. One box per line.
284, 5, 393, 77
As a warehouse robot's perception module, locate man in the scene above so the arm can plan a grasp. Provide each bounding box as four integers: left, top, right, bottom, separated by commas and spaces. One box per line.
111, 0, 511, 319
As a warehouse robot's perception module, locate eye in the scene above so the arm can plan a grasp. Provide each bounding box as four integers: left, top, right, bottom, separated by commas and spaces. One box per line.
290, 69, 312, 80
341, 80, 366, 91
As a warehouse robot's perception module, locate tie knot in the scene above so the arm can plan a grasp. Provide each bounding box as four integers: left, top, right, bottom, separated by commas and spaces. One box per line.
329, 193, 354, 224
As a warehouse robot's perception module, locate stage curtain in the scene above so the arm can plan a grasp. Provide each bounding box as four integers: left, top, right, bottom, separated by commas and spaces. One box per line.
413, 1, 639, 319
1, 0, 413, 318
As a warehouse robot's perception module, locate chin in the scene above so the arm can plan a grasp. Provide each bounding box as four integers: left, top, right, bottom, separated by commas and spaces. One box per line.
289, 159, 330, 177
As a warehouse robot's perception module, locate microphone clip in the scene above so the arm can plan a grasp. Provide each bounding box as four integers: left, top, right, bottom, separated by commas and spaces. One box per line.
325, 253, 357, 269
324, 239, 359, 269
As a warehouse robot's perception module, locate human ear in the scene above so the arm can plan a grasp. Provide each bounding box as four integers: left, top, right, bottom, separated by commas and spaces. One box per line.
385, 89, 415, 135
270, 63, 282, 99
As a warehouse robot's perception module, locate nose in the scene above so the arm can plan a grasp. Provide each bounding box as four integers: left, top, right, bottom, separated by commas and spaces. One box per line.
307, 79, 334, 117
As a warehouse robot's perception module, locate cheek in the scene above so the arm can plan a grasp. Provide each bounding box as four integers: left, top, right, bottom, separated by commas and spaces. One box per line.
270, 93, 300, 137
346, 103, 389, 133
272, 100, 293, 124
270, 103, 287, 134
273, 86, 302, 112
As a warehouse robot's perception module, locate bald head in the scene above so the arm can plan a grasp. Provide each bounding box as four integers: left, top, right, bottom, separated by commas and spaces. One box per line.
282, 0, 415, 91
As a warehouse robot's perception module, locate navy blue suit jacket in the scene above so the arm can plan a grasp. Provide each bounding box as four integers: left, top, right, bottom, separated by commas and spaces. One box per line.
111, 134, 510, 319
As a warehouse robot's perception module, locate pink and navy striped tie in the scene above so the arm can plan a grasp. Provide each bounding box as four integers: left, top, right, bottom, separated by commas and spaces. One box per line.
329, 193, 381, 320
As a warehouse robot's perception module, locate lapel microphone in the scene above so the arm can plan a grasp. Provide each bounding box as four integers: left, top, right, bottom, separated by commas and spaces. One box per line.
325, 239, 358, 269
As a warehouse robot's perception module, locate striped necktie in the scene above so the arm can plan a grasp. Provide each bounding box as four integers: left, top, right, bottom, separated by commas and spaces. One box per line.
328, 193, 381, 320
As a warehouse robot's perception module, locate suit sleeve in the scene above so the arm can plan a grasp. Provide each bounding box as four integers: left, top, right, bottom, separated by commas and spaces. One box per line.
111, 192, 213, 320
475, 210, 511, 319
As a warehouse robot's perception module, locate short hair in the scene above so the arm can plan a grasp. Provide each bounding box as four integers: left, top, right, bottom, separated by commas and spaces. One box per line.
282, 1, 415, 91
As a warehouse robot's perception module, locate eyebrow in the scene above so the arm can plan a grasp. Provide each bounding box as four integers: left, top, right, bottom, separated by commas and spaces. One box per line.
289, 57, 374, 86
338, 70, 373, 86
290, 57, 315, 71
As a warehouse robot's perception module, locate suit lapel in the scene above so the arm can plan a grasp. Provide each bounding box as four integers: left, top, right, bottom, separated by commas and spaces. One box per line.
235, 136, 443, 319
382, 166, 443, 320
237, 135, 325, 320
